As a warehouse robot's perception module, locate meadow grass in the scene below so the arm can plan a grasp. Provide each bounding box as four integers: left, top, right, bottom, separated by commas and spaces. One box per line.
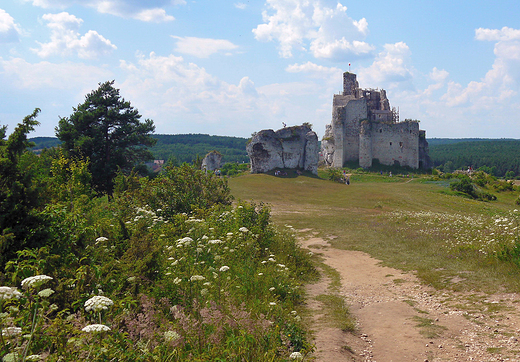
229, 171, 520, 294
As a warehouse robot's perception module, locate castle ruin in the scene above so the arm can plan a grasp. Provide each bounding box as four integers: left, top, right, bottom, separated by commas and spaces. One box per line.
322, 72, 431, 169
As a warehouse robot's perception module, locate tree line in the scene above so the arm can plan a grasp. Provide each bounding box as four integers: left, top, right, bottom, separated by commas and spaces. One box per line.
429, 139, 520, 178
31, 134, 250, 164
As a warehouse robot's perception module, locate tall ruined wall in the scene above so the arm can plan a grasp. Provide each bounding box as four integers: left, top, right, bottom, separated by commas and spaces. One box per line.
367, 121, 420, 168
342, 98, 367, 165
359, 122, 373, 168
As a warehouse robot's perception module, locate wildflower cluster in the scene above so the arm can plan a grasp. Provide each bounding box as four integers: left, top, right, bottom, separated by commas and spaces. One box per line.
388, 209, 520, 256
84, 295, 114, 313
0, 287, 22, 300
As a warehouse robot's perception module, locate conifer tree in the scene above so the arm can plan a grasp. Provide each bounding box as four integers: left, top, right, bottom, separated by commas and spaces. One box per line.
56, 81, 156, 195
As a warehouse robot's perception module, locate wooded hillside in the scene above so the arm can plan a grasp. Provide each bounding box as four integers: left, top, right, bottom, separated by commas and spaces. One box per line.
31, 134, 250, 164
429, 139, 520, 177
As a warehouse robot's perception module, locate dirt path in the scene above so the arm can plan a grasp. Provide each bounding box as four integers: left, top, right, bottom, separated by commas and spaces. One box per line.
300, 235, 520, 362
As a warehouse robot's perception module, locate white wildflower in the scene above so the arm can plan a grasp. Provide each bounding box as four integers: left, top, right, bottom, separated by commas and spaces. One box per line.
2, 327, 22, 337
258, 273, 264, 276
201, 288, 208, 296
269, 302, 276, 306
164, 330, 180, 343
2, 352, 20, 362
95, 237, 108, 243
290, 351, 303, 360
21, 275, 53, 289
82, 324, 111, 333
0, 286, 22, 300
25, 355, 41, 361
239, 227, 249, 233
84, 296, 114, 312
173, 277, 182, 284
219, 266, 230, 272
269, 287, 275, 291
190, 275, 205, 282
37, 288, 54, 298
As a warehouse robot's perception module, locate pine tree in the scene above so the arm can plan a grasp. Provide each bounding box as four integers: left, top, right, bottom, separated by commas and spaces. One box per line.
56, 81, 156, 195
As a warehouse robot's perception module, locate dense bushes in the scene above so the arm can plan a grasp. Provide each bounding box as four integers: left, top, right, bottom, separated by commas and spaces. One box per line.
1, 155, 316, 360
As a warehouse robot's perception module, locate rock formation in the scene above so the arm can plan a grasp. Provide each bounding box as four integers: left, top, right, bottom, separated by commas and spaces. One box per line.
247, 125, 318, 175
201, 151, 222, 172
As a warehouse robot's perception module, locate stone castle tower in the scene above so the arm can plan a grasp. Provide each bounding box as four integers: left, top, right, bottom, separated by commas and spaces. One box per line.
322, 72, 431, 169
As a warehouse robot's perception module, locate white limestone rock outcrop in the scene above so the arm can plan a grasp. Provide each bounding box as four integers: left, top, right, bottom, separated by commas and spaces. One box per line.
246, 125, 318, 175
201, 151, 222, 172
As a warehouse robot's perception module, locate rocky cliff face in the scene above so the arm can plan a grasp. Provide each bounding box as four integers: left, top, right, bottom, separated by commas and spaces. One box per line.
246, 125, 318, 175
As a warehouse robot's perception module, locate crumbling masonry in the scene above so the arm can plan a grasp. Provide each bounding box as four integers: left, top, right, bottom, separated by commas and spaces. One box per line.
321, 72, 431, 169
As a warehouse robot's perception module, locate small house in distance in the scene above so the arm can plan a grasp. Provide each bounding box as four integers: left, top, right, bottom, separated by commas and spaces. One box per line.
321, 72, 431, 169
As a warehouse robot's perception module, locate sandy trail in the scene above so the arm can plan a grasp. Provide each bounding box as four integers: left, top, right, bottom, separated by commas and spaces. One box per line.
300, 236, 520, 362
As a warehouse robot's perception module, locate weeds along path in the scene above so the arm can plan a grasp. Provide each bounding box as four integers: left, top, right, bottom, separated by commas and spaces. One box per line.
300, 234, 520, 362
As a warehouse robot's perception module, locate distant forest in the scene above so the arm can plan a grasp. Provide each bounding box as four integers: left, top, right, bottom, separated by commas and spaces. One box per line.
30, 134, 250, 164
30, 136, 520, 178
428, 138, 520, 178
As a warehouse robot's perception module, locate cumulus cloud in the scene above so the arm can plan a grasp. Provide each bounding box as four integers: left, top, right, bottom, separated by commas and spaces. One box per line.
475, 26, 520, 42
33, 12, 116, 59
358, 42, 413, 88
234, 3, 247, 10
0, 56, 112, 89
0, 9, 22, 43
118, 52, 264, 134
440, 27, 520, 109
253, 0, 373, 60
23, 0, 183, 22
118, 52, 327, 136
172, 36, 239, 58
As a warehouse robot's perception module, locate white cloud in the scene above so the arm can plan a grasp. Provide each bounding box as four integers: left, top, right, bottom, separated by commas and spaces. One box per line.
23, 0, 183, 22
33, 12, 116, 59
0, 9, 22, 43
134, 8, 175, 22
118, 52, 326, 136
172, 36, 239, 58
234, 3, 247, 10
253, 0, 373, 60
439, 27, 520, 109
0, 56, 112, 90
358, 42, 413, 88
475, 26, 520, 42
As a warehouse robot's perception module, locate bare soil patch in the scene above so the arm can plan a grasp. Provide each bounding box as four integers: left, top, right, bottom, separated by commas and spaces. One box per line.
301, 236, 520, 362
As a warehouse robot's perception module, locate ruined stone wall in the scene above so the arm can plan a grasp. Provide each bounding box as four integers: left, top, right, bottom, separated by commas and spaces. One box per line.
368, 121, 419, 168
342, 98, 367, 165
359, 122, 373, 168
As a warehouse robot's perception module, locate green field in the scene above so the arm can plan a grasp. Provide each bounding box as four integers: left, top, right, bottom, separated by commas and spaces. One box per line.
229, 170, 520, 294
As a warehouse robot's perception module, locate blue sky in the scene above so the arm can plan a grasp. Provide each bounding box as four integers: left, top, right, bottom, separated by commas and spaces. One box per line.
1, 0, 520, 139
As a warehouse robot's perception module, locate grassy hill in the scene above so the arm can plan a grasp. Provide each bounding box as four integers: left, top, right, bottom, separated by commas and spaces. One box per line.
228, 170, 520, 293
